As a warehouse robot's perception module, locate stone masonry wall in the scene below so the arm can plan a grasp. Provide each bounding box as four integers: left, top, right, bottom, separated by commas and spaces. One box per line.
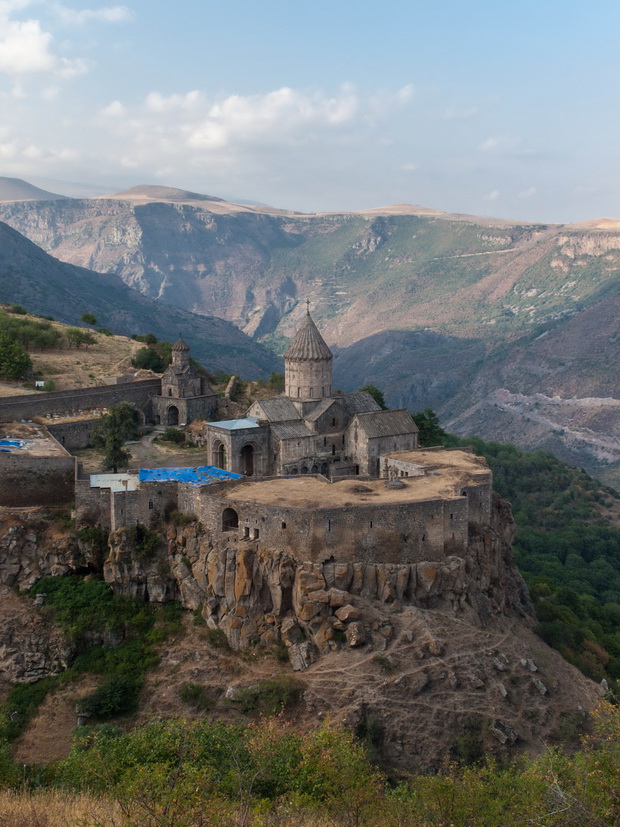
0, 378, 161, 423
0, 452, 75, 506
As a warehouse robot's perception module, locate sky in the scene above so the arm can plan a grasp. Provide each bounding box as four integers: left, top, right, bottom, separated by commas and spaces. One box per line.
1, 0, 619, 222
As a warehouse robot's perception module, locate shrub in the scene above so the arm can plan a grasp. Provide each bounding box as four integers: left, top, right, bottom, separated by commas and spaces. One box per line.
80, 313, 97, 326
229, 677, 301, 715
126, 524, 159, 562
78, 675, 142, 720
203, 628, 229, 650
160, 426, 184, 444
131, 346, 165, 372
97, 327, 114, 336
179, 682, 211, 710
9, 304, 27, 315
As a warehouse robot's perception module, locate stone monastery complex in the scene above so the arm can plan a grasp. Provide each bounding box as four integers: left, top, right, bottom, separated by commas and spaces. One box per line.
0, 309, 494, 584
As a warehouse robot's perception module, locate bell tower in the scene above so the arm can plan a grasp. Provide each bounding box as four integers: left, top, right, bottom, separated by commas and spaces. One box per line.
284, 302, 333, 400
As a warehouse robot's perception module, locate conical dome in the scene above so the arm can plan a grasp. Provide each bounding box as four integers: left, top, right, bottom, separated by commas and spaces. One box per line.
172, 335, 190, 352
284, 311, 332, 362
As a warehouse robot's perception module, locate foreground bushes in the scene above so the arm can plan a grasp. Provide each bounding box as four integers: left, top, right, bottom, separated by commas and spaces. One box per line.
6, 703, 607, 826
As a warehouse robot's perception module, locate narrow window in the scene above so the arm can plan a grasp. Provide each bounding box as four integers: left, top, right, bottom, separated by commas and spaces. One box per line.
244, 526, 250, 538
148, 500, 154, 510
332, 444, 336, 455
297, 387, 301, 397
253, 528, 260, 539
327, 519, 331, 533
422, 533, 426, 542
309, 387, 314, 397
324, 437, 327, 447
281, 521, 286, 529
331, 417, 337, 426
369, 520, 373, 529
341, 434, 345, 446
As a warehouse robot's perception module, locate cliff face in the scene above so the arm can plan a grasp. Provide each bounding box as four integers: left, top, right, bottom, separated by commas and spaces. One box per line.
0, 505, 601, 773
0, 494, 531, 671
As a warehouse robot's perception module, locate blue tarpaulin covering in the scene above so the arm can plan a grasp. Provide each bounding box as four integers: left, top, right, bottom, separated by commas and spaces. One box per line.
0, 440, 23, 448
138, 466, 243, 486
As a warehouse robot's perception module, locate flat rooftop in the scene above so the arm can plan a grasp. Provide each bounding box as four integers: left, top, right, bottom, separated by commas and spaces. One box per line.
222, 449, 490, 509
0, 422, 70, 457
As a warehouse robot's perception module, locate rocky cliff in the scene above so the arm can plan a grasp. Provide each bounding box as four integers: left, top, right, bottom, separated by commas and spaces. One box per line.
0, 504, 600, 773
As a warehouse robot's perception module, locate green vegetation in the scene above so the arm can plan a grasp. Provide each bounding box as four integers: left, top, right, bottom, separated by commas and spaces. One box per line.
227, 677, 302, 715
413, 408, 620, 689
178, 681, 212, 710
0, 309, 62, 352
0, 577, 181, 739
0, 704, 612, 826
131, 345, 166, 372
158, 425, 184, 444
66, 327, 96, 349
80, 312, 97, 326
91, 401, 139, 473
0, 330, 32, 379
461, 436, 620, 685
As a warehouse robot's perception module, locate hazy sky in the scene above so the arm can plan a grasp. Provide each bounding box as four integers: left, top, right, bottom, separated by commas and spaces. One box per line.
1, 0, 619, 221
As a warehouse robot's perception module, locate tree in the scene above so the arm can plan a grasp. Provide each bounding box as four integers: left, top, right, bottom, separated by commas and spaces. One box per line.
91, 402, 139, 473
81, 312, 98, 326
412, 408, 449, 447
131, 347, 165, 372
66, 328, 96, 349
359, 384, 387, 409
0, 331, 32, 379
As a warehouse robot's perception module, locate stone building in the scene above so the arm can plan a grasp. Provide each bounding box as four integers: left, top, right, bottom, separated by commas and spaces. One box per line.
200, 308, 418, 477
151, 336, 218, 426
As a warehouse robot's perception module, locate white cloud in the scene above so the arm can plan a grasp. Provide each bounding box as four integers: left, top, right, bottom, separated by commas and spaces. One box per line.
50, 3, 134, 25
483, 189, 500, 201
0, 1, 130, 79
479, 136, 522, 154
518, 186, 537, 198
101, 99, 126, 117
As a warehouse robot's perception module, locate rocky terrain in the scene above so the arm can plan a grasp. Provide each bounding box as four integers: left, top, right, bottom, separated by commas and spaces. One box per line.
0, 221, 279, 378
0, 180, 618, 481
0, 498, 601, 773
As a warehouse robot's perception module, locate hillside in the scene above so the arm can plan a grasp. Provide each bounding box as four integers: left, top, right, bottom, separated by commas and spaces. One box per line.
0, 177, 68, 202
0, 183, 618, 480
0, 222, 280, 378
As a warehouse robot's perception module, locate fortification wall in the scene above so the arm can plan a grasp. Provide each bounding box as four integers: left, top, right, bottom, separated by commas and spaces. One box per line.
0, 378, 161, 423
178, 483, 469, 565
0, 452, 75, 506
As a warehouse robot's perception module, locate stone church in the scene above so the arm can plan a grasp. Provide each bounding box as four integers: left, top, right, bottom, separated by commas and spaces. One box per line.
151, 335, 218, 426
201, 307, 418, 477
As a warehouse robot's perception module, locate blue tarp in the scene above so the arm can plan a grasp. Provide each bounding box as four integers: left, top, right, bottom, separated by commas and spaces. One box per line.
0, 440, 23, 448
138, 465, 243, 487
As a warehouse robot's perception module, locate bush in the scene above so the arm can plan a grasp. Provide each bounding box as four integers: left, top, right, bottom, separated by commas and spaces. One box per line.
160, 426, 184, 444
126, 524, 160, 561
229, 677, 301, 715
9, 304, 27, 315
97, 327, 114, 336
78, 675, 142, 720
131, 347, 165, 372
80, 313, 97, 326
179, 682, 212, 710
203, 628, 230, 650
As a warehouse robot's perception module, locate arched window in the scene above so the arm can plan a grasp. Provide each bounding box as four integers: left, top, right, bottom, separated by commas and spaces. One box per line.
167, 406, 179, 426
213, 440, 226, 469
222, 508, 239, 531
240, 444, 254, 476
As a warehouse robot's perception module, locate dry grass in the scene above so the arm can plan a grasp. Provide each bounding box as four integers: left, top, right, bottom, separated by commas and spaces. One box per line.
0, 790, 123, 826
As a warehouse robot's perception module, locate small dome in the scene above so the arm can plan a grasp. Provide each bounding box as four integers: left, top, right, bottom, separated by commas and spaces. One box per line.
172, 335, 190, 352
284, 312, 332, 362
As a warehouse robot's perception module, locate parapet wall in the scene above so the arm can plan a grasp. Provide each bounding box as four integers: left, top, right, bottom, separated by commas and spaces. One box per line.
179, 482, 471, 565
0, 378, 161, 423
0, 451, 75, 506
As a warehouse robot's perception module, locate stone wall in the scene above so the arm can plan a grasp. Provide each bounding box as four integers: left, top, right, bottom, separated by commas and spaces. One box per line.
0, 378, 161, 423
0, 452, 75, 506
48, 418, 97, 450
177, 481, 471, 565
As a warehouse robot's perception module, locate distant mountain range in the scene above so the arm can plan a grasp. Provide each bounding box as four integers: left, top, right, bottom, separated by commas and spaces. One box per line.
0, 177, 618, 485
0, 220, 279, 378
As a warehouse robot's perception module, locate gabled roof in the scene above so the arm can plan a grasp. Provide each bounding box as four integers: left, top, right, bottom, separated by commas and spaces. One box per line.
249, 396, 301, 422
284, 311, 333, 361
339, 391, 382, 415
353, 409, 418, 439
271, 422, 314, 440
304, 396, 344, 422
